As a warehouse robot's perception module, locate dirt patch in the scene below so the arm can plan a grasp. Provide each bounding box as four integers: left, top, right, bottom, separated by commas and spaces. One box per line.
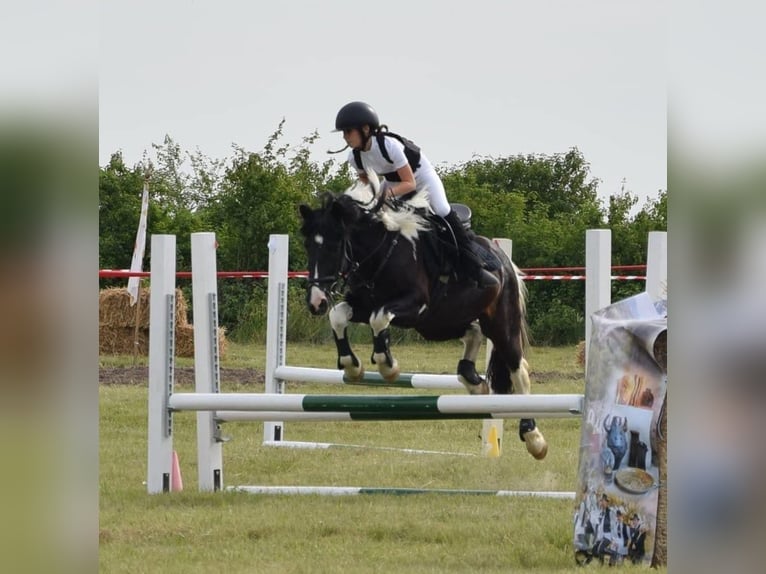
99, 367, 265, 386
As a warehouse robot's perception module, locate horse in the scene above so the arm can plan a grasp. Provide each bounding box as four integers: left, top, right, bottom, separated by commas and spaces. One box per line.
298, 170, 547, 459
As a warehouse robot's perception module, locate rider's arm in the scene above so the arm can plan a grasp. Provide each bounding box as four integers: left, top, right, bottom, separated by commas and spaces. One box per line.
378, 136, 416, 199
387, 165, 416, 198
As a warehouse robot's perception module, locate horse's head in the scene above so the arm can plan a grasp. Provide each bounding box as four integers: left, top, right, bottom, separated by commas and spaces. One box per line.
299, 194, 366, 315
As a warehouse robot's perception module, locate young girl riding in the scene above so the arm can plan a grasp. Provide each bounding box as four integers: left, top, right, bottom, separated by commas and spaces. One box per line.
333, 101, 495, 287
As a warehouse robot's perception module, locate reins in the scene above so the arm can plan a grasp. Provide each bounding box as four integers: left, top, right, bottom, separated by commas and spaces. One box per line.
341, 224, 399, 292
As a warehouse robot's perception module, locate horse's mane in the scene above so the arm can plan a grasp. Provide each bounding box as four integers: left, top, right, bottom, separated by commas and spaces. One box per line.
342, 174, 430, 244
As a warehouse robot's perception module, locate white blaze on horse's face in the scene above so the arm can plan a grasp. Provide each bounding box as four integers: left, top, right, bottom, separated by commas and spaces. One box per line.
308, 263, 327, 312
314, 234, 323, 245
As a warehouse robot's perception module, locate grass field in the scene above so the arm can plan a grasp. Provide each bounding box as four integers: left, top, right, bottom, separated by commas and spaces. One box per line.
100, 341, 661, 573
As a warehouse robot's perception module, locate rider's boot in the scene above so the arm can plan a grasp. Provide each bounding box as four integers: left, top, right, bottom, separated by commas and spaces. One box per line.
443, 210, 498, 288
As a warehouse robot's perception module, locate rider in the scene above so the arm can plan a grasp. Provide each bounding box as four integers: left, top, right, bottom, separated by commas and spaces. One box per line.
333, 101, 496, 288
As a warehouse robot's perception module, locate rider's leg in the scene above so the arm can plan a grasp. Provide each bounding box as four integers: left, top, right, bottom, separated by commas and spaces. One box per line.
420, 170, 494, 287
442, 210, 498, 288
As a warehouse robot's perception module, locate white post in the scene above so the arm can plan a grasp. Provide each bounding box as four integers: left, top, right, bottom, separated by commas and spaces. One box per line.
191, 232, 223, 491
147, 234, 177, 494
585, 229, 611, 368
264, 234, 290, 443
481, 238, 512, 457
645, 231, 668, 301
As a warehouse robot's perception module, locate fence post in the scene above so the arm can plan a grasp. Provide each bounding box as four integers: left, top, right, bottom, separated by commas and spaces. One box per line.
585, 229, 611, 368
147, 234, 176, 494
646, 231, 668, 301
264, 234, 290, 444
191, 232, 223, 491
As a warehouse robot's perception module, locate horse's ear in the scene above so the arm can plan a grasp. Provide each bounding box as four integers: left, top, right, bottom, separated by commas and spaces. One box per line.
299, 204, 313, 221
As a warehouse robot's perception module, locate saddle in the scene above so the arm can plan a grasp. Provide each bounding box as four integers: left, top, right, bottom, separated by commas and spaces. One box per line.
391, 196, 501, 288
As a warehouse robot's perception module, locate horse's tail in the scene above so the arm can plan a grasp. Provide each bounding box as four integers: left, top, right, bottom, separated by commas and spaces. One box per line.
511, 261, 531, 354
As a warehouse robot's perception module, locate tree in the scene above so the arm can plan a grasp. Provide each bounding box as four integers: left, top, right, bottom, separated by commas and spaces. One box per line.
99, 153, 146, 272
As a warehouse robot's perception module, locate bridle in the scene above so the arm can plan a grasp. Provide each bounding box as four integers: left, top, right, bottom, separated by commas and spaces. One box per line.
308, 204, 400, 306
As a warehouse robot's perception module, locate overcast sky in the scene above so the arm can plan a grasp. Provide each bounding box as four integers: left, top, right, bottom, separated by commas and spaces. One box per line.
100, 0, 666, 205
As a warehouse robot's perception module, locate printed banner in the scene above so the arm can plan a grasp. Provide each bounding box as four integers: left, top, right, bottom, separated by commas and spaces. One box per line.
574, 293, 667, 566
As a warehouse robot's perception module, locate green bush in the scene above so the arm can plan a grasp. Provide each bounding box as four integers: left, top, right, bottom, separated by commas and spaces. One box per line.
529, 298, 584, 346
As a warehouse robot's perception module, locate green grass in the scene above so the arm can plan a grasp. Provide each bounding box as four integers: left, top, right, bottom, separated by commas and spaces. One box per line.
100, 342, 661, 573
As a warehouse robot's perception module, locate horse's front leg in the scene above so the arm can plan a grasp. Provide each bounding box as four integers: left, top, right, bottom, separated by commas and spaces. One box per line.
510, 357, 548, 460
368, 308, 400, 382
329, 302, 364, 381
457, 320, 489, 395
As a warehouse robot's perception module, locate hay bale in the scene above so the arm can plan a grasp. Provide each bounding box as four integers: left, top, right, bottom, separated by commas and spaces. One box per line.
98, 287, 226, 358
575, 340, 586, 367
99, 287, 189, 329
99, 325, 149, 355
175, 324, 228, 359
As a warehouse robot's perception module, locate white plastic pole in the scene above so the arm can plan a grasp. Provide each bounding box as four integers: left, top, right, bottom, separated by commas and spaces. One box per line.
273, 366, 464, 389
147, 234, 176, 494
585, 230, 611, 368
645, 231, 668, 301
191, 232, 223, 491
169, 392, 584, 414
264, 234, 290, 443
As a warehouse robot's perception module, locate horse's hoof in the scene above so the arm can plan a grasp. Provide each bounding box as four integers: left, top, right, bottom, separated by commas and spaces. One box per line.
379, 360, 400, 383
523, 429, 548, 460
343, 363, 364, 382
461, 380, 489, 395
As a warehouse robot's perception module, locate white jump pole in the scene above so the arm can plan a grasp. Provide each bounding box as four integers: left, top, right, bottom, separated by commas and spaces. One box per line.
147, 234, 177, 494
645, 231, 668, 302
169, 392, 585, 414
263, 234, 290, 444
191, 232, 223, 491
272, 366, 464, 389
584, 229, 611, 369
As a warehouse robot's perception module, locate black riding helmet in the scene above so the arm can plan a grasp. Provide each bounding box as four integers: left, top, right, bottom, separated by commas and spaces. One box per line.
334, 101, 380, 132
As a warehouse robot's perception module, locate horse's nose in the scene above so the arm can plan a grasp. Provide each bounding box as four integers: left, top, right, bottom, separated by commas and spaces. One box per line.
307, 286, 328, 315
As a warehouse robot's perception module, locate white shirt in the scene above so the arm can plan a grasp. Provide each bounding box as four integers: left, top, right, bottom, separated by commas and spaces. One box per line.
347, 134, 451, 216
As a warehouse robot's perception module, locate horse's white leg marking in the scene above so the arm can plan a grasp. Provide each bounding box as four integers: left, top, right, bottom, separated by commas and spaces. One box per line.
458, 321, 488, 394
461, 320, 482, 363
511, 357, 547, 459
369, 308, 399, 381
369, 309, 395, 336
329, 301, 353, 338
329, 302, 363, 380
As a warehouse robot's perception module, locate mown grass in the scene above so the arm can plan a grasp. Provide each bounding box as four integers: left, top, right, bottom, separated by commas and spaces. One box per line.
100, 342, 661, 572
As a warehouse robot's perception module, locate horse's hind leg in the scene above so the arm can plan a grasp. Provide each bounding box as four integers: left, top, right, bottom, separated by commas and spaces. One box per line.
329, 302, 364, 381
510, 356, 548, 460
457, 320, 488, 395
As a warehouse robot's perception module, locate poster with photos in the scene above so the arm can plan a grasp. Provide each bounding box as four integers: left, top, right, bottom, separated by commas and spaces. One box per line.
573, 293, 666, 566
